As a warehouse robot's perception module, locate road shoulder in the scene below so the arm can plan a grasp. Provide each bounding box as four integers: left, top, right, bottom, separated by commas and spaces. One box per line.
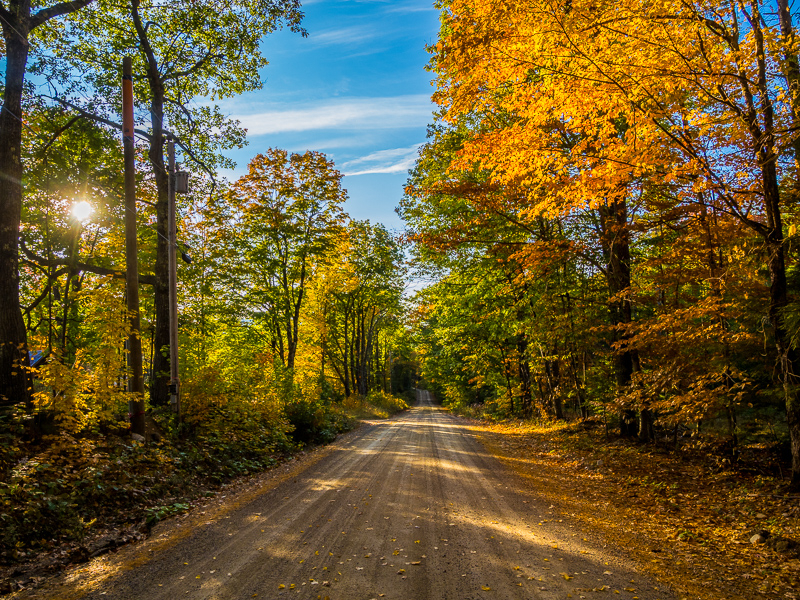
468, 418, 800, 600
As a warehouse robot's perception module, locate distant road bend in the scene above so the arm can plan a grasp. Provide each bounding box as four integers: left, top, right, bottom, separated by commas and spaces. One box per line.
26, 390, 675, 600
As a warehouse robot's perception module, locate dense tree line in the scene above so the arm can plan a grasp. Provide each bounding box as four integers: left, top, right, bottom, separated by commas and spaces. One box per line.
0, 0, 413, 474
403, 0, 800, 486
0, 1, 414, 561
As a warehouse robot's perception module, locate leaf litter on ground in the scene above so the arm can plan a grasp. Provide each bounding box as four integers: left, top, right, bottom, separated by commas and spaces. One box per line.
468, 418, 800, 600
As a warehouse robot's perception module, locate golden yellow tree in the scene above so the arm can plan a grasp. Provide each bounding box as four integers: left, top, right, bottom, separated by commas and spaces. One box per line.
434, 0, 800, 484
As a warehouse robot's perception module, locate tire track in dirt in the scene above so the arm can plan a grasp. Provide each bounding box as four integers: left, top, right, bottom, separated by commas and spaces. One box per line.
16, 391, 677, 600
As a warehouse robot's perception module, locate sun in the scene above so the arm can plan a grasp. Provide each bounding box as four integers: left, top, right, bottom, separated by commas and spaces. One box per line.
71, 200, 93, 223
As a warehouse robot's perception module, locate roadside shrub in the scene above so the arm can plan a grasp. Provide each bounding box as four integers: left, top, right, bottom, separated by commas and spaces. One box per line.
366, 390, 409, 415
283, 397, 337, 446
0, 434, 179, 559
342, 391, 409, 419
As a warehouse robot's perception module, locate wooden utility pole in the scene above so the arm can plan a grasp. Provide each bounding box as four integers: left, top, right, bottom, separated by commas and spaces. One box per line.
167, 140, 180, 421
123, 57, 146, 437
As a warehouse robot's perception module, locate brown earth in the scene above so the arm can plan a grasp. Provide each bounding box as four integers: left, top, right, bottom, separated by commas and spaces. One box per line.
473, 419, 800, 600
10, 392, 677, 600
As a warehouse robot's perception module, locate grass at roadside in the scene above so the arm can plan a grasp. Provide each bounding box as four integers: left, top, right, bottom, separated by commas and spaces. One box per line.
342, 390, 410, 420
468, 418, 800, 600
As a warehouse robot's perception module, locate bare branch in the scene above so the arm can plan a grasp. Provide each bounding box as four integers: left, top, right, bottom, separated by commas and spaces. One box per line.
31, 0, 95, 30
20, 238, 156, 287
44, 95, 154, 142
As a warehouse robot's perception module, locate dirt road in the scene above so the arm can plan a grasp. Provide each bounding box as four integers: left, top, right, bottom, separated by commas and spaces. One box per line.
22, 391, 675, 600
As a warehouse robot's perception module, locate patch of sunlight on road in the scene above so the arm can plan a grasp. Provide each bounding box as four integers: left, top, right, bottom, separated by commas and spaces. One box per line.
404, 505, 612, 578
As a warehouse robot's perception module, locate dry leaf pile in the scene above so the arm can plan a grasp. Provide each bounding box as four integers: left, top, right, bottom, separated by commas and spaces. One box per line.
472, 419, 800, 600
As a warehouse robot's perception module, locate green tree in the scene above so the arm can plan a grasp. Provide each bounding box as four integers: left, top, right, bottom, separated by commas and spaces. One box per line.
227, 149, 348, 371
0, 0, 95, 407
40, 0, 305, 406
319, 221, 404, 397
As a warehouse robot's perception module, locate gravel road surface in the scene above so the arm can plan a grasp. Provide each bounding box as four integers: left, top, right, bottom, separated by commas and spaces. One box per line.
23, 391, 675, 600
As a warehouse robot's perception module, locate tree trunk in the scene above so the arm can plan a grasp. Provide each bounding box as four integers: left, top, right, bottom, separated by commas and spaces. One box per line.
546, 358, 564, 419
638, 409, 654, 442
750, 54, 800, 485
149, 102, 171, 407
286, 261, 305, 371
132, 0, 171, 407
0, 0, 94, 414
0, 32, 32, 407
775, 0, 800, 488
517, 335, 532, 415
598, 198, 637, 436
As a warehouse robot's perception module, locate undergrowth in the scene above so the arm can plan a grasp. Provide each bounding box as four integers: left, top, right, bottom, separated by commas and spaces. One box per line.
342, 390, 410, 419
0, 388, 408, 567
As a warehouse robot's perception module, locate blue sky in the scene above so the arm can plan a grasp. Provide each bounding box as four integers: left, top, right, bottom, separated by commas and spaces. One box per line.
219, 0, 442, 233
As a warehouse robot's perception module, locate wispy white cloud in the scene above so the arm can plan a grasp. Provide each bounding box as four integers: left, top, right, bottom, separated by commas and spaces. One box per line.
306, 135, 378, 150
236, 96, 433, 136
310, 24, 379, 46
342, 143, 423, 176
386, 1, 438, 14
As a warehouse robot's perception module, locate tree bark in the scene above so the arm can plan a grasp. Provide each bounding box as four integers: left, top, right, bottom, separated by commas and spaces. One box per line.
776, 0, 800, 488
545, 356, 564, 419
131, 0, 170, 407
516, 335, 532, 415
0, 0, 96, 407
0, 29, 32, 406
598, 198, 638, 436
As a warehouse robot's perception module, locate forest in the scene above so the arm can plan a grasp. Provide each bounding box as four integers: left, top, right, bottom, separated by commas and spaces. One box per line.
1, 0, 800, 594
401, 0, 800, 487
0, 0, 414, 571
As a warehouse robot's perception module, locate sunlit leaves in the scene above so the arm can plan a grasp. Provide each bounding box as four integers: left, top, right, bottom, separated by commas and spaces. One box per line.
225, 148, 348, 370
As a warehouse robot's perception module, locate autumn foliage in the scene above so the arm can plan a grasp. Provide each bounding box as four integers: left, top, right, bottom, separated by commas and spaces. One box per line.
404, 0, 800, 484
